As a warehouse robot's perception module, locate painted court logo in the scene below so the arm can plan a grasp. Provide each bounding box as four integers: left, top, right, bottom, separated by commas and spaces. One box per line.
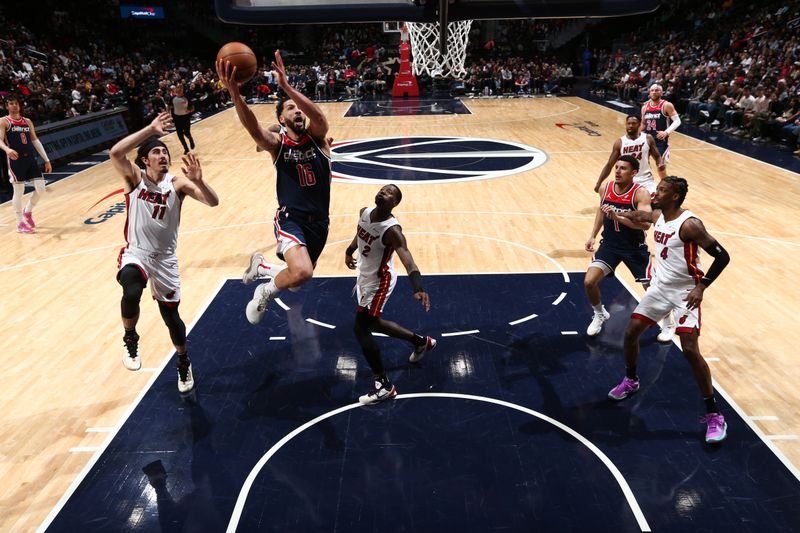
555, 121, 602, 136
331, 136, 548, 184
85, 188, 125, 224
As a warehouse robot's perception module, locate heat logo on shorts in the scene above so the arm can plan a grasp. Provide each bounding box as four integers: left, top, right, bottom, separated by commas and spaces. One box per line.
330, 136, 548, 184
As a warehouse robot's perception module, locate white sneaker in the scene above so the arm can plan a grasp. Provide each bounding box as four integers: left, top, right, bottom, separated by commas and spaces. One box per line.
122, 333, 141, 371
242, 252, 265, 285
177, 359, 194, 393
657, 322, 676, 343
586, 308, 610, 336
409, 336, 437, 363
359, 380, 397, 405
246, 283, 275, 325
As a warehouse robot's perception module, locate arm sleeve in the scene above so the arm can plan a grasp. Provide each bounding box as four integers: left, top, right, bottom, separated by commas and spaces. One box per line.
33, 139, 49, 162
664, 113, 681, 135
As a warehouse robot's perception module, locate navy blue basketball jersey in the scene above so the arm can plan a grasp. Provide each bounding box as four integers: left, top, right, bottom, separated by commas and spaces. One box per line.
274, 133, 331, 216
601, 181, 647, 249
3, 116, 35, 158
642, 100, 670, 139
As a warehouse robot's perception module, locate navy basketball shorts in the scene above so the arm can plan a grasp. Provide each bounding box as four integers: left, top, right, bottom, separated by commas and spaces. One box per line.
8, 155, 43, 183
273, 209, 330, 264
655, 139, 669, 164
589, 242, 652, 283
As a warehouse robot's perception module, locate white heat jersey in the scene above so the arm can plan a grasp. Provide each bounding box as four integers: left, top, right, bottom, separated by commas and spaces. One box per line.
124, 171, 181, 254
356, 207, 401, 282
651, 210, 704, 289
620, 133, 652, 184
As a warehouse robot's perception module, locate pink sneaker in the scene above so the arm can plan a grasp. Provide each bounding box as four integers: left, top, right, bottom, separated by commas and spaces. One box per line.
701, 413, 727, 443
23, 210, 35, 229
16, 221, 34, 234
608, 376, 640, 400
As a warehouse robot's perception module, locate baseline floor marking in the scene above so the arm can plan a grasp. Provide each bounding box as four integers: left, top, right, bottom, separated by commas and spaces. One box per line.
85, 427, 115, 433
275, 298, 291, 311
36, 278, 228, 533
69, 447, 100, 453
306, 318, 336, 329
269, 336, 286, 341
552, 292, 567, 305
612, 273, 800, 481
225, 392, 651, 533
768, 436, 800, 441
750, 416, 779, 421
441, 330, 480, 337
509, 313, 538, 326
561, 331, 579, 335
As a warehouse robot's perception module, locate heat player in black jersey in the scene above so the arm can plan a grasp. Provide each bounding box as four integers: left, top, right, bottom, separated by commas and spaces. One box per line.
217, 50, 333, 325
0, 95, 52, 233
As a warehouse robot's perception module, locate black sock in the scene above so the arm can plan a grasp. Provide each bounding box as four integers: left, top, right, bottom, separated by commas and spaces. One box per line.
412, 334, 426, 347
375, 373, 390, 386
703, 395, 718, 414
124, 327, 138, 339
625, 366, 638, 380
177, 351, 189, 363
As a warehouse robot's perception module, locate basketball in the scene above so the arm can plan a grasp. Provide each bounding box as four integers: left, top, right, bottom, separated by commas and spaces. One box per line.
216, 42, 257, 84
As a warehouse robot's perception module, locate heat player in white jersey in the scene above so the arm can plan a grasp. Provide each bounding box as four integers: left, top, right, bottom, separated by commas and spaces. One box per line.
109, 112, 219, 392
594, 115, 663, 194
602, 176, 731, 444
344, 185, 436, 405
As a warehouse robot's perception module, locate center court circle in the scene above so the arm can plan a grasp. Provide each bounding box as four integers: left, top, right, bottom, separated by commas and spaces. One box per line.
331, 136, 548, 184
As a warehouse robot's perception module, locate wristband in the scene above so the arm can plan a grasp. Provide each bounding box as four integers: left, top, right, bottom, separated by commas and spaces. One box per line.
700, 276, 714, 287
409, 270, 423, 293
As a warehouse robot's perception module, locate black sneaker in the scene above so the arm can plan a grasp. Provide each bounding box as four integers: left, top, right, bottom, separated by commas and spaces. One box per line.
122, 332, 141, 371
359, 380, 397, 405
177, 358, 194, 393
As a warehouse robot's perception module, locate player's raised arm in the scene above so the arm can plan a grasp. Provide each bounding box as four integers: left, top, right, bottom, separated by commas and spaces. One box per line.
109, 112, 173, 191
272, 50, 329, 144
594, 138, 622, 193
216, 59, 280, 154
175, 154, 219, 207
383, 226, 430, 311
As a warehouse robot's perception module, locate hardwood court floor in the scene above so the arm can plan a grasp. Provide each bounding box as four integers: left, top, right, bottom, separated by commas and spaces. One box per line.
1, 97, 798, 531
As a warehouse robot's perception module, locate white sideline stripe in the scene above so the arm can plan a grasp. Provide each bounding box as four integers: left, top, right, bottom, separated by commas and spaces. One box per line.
85, 427, 114, 433
749, 416, 779, 421
605, 100, 635, 109
705, 357, 720, 362
275, 298, 290, 311
269, 336, 286, 341
372, 332, 389, 337
441, 330, 479, 337
140, 367, 158, 373
69, 447, 100, 453
306, 318, 336, 329
767, 435, 799, 441
224, 393, 651, 533
613, 272, 800, 482
552, 292, 567, 305
508, 313, 538, 326
561, 331, 579, 335
37, 278, 228, 533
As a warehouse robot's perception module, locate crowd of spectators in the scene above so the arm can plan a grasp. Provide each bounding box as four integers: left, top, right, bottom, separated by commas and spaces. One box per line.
590, 0, 800, 153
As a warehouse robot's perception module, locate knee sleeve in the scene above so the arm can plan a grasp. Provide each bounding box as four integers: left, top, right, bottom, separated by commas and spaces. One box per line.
118, 265, 146, 318
158, 300, 186, 346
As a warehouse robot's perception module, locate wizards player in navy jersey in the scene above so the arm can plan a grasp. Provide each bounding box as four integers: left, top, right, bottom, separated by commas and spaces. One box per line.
0, 95, 52, 233
640, 84, 681, 179
584, 154, 652, 337
217, 49, 332, 325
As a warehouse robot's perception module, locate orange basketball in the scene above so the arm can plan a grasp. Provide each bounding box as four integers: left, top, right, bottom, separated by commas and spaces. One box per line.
216, 42, 258, 84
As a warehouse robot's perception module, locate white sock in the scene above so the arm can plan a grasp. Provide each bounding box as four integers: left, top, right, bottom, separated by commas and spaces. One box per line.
264, 279, 280, 296
12, 183, 25, 223
25, 179, 45, 213
256, 262, 286, 279
592, 303, 604, 314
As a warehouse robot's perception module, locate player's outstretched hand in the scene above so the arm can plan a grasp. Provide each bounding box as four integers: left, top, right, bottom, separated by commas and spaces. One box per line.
181, 154, 202, 182
414, 291, 431, 312
271, 50, 288, 88
150, 111, 173, 135
215, 59, 240, 94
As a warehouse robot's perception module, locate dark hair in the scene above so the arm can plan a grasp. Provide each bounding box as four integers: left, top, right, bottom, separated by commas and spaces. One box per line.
135, 138, 170, 169
663, 175, 688, 207
5, 94, 21, 105
390, 183, 402, 205
617, 154, 640, 171
276, 97, 290, 120
625, 114, 641, 123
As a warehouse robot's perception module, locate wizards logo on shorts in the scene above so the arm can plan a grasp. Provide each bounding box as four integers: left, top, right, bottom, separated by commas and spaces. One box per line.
331, 136, 548, 184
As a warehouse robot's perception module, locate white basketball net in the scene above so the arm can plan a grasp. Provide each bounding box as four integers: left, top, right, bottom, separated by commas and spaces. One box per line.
407, 20, 472, 79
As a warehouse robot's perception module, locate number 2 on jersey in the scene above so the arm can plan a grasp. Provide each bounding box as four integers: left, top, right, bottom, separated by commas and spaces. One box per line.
296, 163, 316, 187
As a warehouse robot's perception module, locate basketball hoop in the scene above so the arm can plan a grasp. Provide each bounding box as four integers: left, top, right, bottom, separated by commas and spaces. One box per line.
407, 19, 472, 79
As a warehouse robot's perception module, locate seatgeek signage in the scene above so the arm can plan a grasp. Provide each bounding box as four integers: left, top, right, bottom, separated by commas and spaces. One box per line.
120, 6, 165, 19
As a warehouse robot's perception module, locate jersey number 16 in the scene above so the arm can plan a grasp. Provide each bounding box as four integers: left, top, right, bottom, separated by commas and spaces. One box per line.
296, 163, 317, 187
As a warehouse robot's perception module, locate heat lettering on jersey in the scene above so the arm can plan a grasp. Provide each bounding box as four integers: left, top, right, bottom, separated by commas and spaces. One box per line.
137, 188, 171, 205
357, 224, 379, 245
653, 230, 675, 244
